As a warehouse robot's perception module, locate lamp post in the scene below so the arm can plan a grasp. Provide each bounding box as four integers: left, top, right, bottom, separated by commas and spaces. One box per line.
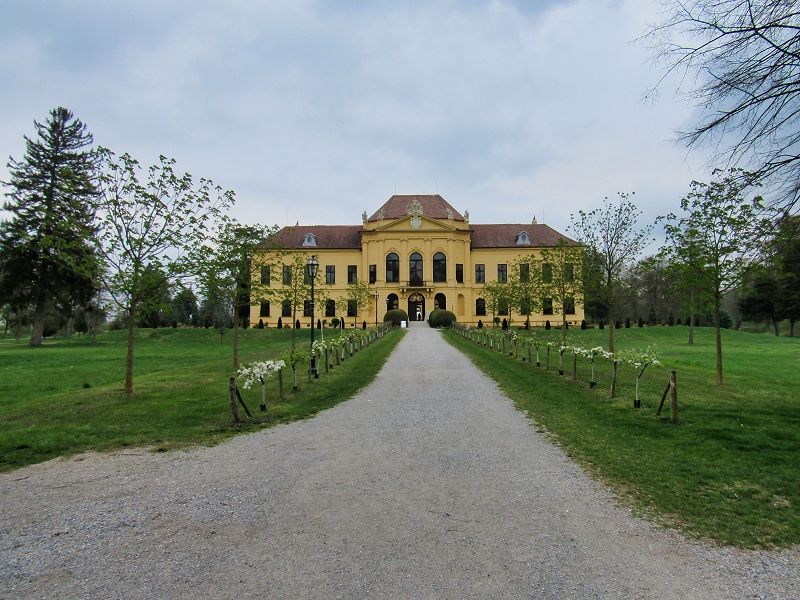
307, 254, 319, 378
374, 290, 379, 327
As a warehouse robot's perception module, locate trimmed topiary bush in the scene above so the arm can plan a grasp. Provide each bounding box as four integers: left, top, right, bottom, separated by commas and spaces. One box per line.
477, 319, 483, 329
277, 317, 283, 329
581, 319, 587, 330
625, 317, 631, 328
429, 309, 456, 328
295, 319, 301, 329
383, 309, 408, 327
545, 320, 551, 330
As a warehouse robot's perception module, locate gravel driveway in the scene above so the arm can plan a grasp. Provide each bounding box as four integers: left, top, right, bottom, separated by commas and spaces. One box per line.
2, 323, 798, 599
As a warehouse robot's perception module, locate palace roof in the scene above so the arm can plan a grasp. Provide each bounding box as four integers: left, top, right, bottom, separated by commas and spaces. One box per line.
368, 195, 465, 222
270, 225, 362, 250
470, 224, 577, 248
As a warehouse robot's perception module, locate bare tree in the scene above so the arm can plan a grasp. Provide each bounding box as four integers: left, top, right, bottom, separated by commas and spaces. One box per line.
569, 193, 653, 352
643, 0, 800, 208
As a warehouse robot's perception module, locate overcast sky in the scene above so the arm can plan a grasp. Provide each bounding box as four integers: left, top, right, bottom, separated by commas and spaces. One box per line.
1, 0, 713, 242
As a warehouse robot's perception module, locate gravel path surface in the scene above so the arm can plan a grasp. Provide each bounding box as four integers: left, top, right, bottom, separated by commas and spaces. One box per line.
2, 323, 799, 599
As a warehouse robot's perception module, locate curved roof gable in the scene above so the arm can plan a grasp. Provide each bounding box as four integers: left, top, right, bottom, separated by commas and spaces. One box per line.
368, 195, 464, 222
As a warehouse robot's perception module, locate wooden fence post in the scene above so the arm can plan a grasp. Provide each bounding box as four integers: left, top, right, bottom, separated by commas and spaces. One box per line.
611, 360, 618, 398
278, 369, 284, 401
234, 382, 252, 417
670, 370, 678, 423
229, 377, 241, 424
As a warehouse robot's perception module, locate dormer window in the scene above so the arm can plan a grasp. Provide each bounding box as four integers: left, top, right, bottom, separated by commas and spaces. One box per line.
302, 233, 317, 247
516, 231, 531, 245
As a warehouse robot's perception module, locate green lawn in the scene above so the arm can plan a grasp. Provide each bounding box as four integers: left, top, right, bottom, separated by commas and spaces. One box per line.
0, 326, 404, 472
445, 325, 800, 549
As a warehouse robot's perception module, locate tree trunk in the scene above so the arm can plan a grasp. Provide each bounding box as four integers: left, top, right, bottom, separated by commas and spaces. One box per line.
791, 318, 796, 338
561, 313, 567, 341
233, 309, 240, 369
688, 290, 695, 345
607, 306, 615, 353
125, 307, 136, 396
29, 297, 47, 346
15, 312, 22, 344
714, 294, 723, 385
773, 318, 780, 336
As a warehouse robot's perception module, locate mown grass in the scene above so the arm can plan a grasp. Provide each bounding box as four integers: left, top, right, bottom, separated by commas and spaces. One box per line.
0, 326, 404, 472
445, 325, 800, 549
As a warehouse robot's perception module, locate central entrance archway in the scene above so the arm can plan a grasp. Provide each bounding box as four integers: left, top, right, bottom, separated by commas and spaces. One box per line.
408, 292, 425, 322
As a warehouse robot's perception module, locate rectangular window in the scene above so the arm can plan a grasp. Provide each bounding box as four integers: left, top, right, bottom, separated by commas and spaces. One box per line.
565, 297, 576, 315
498, 299, 509, 316
259, 301, 270, 317
325, 299, 336, 317
369, 264, 376, 284
304, 266, 312, 285
260, 266, 270, 285
564, 263, 574, 282
475, 264, 485, 284
326, 265, 335, 285
282, 265, 292, 285
348, 265, 357, 284
476, 298, 486, 316
456, 264, 463, 283
303, 300, 312, 317
497, 264, 507, 283
543, 298, 553, 315
347, 299, 357, 317
282, 300, 291, 317
520, 263, 529, 282
542, 263, 552, 284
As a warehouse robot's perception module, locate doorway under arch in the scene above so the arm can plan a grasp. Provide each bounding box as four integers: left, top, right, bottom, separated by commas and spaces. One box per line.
408, 292, 425, 321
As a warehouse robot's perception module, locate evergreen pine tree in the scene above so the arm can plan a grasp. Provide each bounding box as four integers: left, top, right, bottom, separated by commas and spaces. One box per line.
0, 108, 99, 345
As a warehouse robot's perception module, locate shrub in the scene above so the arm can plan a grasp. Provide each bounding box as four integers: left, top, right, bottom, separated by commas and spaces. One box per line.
362, 320, 367, 330
667, 311, 675, 326
317, 319, 322, 329
383, 309, 408, 327
599, 320, 604, 330
330, 317, 340, 328
257, 319, 264, 329
427, 309, 441, 327
638, 317, 643, 327
677, 317, 682, 326
429, 310, 456, 328
625, 317, 631, 328
545, 320, 551, 330
477, 319, 483, 329
501, 318, 508, 330
615, 321, 622, 329
295, 319, 300, 329
581, 319, 587, 330
277, 317, 283, 329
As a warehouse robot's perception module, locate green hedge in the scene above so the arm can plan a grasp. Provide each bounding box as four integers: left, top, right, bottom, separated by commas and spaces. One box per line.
428, 309, 457, 328
383, 309, 409, 326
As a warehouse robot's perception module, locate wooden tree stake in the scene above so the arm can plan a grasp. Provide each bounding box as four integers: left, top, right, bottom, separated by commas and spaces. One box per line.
670, 370, 678, 423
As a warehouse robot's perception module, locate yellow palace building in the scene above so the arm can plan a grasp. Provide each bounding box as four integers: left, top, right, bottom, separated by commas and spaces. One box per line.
250, 194, 583, 328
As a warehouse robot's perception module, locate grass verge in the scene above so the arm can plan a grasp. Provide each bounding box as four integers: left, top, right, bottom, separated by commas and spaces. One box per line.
0, 327, 404, 472
444, 326, 800, 549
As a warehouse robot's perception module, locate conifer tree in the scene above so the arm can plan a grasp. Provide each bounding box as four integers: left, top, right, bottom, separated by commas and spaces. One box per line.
0, 108, 99, 345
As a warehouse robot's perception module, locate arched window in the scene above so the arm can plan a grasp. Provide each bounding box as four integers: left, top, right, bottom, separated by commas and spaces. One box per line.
434, 293, 446, 310
302, 233, 317, 247
476, 298, 486, 316
433, 252, 446, 282
516, 231, 531, 245
409, 252, 423, 286
386, 253, 399, 282
386, 293, 399, 311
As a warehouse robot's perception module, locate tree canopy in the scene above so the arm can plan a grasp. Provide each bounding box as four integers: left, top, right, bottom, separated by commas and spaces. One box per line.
0, 107, 100, 345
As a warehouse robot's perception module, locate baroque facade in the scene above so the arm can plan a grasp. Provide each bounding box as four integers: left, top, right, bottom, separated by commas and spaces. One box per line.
250, 194, 583, 327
